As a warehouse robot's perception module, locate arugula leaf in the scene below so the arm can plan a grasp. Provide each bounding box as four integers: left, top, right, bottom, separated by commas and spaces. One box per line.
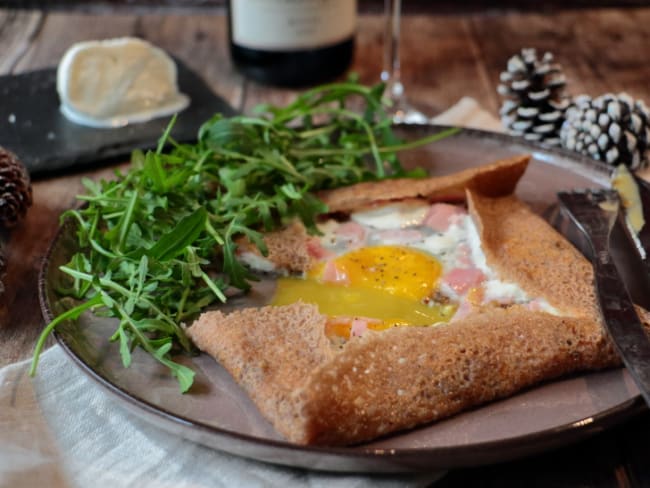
146, 207, 207, 261
31, 79, 460, 392
117, 326, 132, 368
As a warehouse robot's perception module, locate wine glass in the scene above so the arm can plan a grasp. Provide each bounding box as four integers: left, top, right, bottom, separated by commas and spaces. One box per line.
380, 0, 430, 124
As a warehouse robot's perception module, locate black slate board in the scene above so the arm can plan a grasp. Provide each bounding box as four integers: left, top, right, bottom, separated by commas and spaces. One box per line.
0, 60, 236, 177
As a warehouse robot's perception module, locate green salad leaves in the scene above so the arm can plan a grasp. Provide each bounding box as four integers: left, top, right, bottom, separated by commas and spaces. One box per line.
30, 80, 459, 392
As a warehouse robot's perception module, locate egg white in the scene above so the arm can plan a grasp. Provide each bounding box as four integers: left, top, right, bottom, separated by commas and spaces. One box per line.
238, 199, 558, 324
313, 200, 557, 316
351, 201, 430, 230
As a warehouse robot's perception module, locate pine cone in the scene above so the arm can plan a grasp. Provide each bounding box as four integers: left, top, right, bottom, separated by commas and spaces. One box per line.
560, 93, 650, 170
498, 48, 570, 146
0, 147, 32, 228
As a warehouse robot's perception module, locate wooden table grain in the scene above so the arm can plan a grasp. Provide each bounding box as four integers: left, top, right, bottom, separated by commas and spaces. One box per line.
2, 6, 650, 487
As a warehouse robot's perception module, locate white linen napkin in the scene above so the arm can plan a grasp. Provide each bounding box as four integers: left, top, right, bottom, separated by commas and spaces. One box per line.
0, 347, 445, 488
432, 96, 503, 132
0, 99, 502, 488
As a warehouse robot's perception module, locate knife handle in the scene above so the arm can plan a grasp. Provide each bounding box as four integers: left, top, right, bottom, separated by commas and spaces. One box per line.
559, 189, 650, 407
590, 239, 650, 407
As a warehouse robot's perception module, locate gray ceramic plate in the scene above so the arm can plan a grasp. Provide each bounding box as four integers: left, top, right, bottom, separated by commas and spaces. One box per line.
39, 125, 647, 473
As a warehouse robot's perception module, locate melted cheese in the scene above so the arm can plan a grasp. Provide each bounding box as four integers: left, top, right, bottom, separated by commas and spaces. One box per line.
612, 164, 645, 234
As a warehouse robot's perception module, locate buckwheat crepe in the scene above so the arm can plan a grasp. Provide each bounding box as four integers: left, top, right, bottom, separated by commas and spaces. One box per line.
188, 155, 650, 445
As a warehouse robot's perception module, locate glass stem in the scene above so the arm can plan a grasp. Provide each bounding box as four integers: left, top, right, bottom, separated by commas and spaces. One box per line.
380, 0, 430, 124
381, 0, 403, 103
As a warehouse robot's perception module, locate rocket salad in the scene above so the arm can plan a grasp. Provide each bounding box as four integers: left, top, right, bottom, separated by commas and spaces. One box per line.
30, 80, 459, 392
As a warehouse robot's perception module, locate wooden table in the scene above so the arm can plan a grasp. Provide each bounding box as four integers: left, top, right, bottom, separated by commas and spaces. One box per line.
2, 5, 650, 486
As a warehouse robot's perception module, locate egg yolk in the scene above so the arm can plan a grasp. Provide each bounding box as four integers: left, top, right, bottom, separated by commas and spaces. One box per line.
309, 245, 442, 301
271, 245, 456, 339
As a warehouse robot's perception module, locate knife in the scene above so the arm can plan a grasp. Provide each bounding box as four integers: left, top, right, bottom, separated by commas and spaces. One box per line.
598, 172, 650, 312
558, 189, 650, 407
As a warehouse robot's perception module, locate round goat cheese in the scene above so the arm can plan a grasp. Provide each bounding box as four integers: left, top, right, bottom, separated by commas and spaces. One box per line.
56, 37, 190, 128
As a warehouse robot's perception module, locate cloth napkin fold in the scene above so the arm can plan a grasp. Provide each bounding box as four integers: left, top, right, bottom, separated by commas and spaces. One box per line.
0, 99, 501, 488
431, 96, 502, 132
0, 347, 444, 488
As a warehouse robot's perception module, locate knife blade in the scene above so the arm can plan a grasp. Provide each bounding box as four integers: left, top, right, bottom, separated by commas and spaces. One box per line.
558, 189, 650, 407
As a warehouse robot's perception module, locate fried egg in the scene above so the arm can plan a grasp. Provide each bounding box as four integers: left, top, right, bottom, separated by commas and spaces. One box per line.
267, 200, 556, 342
271, 245, 456, 336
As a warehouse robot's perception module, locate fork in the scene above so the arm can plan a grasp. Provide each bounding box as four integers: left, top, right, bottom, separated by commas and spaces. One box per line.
558, 188, 650, 407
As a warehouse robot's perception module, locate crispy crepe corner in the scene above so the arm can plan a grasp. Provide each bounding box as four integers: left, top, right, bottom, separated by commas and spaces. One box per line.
317, 153, 530, 213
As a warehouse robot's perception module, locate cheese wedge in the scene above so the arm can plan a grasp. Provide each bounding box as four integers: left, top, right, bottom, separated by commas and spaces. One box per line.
56, 37, 190, 128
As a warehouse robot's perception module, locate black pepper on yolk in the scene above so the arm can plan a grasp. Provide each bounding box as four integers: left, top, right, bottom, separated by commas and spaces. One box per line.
270, 245, 457, 339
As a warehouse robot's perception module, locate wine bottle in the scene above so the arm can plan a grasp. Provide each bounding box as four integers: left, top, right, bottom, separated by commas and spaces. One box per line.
227, 0, 357, 87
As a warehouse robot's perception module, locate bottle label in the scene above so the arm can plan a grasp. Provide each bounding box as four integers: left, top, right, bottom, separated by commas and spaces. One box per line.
231, 0, 356, 50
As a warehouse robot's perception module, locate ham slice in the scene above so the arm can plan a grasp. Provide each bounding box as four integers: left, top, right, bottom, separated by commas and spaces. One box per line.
443, 267, 486, 295
422, 203, 467, 232
334, 221, 367, 247
306, 237, 334, 261
320, 260, 349, 285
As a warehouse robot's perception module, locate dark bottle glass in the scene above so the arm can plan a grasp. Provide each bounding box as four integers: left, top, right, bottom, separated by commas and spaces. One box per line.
227, 0, 356, 87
